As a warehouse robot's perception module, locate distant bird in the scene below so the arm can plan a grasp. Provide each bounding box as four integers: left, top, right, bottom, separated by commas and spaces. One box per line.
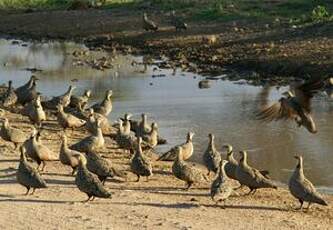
86, 151, 126, 184
43, 85, 76, 109
57, 104, 86, 130
0, 118, 27, 149
115, 119, 135, 150
22, 95, 46, 127
256, 79, 324, 133
74, 154, 112, 202
70, 118, 105, 152
90, 89, 113, 116
15, 75, 39, 105
142, 122, 159, 149
157, 132, 194, 161
170, 11, 187, 31
172, 146, 207, 189
59, 135, 81, 175
69, 89, 92, 110
203, 133, 222, 175
135, 113, 151, 137
16, 146, 47, 195
2, 80, 18, 107
130, 137, 153, 182
289, 155, 328, 210
210, 160, 236, 205
143, 13, 158, 32
121, 113, 133, 136
235, 151, 277, 195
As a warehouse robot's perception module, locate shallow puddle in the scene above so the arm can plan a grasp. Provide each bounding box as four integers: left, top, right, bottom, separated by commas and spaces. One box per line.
0, 39, 332, 193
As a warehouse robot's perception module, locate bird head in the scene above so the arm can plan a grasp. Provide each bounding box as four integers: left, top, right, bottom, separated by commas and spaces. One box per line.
222, 144, 233, 155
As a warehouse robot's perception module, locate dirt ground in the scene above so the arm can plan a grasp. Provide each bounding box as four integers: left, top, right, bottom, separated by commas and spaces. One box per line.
0, 107, 332, 230
0, 8, 332, 84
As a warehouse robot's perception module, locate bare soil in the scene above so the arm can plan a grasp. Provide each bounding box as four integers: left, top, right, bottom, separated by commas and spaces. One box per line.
0, 8, 332, 84
0, 107, 332, 229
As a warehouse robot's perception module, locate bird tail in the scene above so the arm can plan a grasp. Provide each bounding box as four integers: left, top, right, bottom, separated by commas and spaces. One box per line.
111, 167, 127, 179
156, 149, 175, 161
314, 195, 328, 206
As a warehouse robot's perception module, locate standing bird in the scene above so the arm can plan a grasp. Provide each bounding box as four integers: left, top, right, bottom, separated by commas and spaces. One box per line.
143, 13, 158, 32
22, 95, 46, 127
236, 151, 277, 195
70, 118, 105, 152
142, 122, 159, 149
57, 104, 86, 130
135, 113, 151, 137
90, 89, 113, 116
210, 160, 235, 205
172, 146, 207, 189
2, 80, 18, 107
85, 108, 112, 135
157, 132, 194, 161
16, 146, 47, 195
0, 118, 27, 149
74, 154, 112, 202
43, 85, 76, 110
86, 151, 125, 184
170, 11, 187, 31
203, 133, 222, 175
59, 135, 81, 175
222, 144, 239, 181
69, 89, 92, 110
15, 75, 39, 105
32, 132, 58, 171
130, 137, 153, 182
256, 79, 324, 133
289, 155, 328, 210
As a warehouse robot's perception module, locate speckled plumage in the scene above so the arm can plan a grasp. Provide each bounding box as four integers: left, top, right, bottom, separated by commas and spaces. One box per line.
86, 151, 125, 184
235, 151, 277, 194
59, 135, 81, 175
43, 85, 75, 109
90, 90, 112, 116
75, 154, 112, 202
172, 146, 207, 189
130, 137, 153, 182
69, 89, 91, 110
57, 104, 86, 129
15, 75, 38, 105
158, 132, 194, 161
203, 134, 221, 175
289, 156, 328, 210
70, 118, 105, 152
0, 118, 27, 148
210, 160, 234, 204
17, 146, 47, 195
22, 95, 46, 127
2, 81, 18, 107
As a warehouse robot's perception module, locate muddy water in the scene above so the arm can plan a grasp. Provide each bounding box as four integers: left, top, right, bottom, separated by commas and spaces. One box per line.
0, 39, 332, 193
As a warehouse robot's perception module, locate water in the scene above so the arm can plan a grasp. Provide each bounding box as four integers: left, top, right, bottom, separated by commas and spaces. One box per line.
1, 39, 332, 194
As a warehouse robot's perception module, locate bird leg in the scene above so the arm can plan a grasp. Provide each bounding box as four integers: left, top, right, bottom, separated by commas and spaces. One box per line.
305, 202, 312, 211
91, 196, 96, 201
207, 170, 211, 176
31, 188, 36, 195
136, 175, 140, 182
84, 195, 92, 203
71, 167, 77, 175
235, 184, 244, 191
145, 176, 149, 182
296, 199, 304, 210
25, 187, 30, 195
41, 161, 46, 172
246, 188, 256, 195
186, 182, 193, 190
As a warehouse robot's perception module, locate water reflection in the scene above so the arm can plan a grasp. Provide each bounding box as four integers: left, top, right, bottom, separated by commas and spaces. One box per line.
0, 39, 332, 193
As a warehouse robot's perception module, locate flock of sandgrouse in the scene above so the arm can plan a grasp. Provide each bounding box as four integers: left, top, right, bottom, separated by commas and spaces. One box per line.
0, 13, 331, 211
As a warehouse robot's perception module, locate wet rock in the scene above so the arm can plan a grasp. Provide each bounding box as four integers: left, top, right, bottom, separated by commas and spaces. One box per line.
198, 80, 211, 89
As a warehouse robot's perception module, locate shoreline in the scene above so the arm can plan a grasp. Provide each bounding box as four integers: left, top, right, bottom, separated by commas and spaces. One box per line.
0, 99, 333, 229
0, 9, 331, 85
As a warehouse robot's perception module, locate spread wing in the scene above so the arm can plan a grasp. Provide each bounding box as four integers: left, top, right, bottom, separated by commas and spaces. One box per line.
293, 79, 324, 112
256, 98, 297, 121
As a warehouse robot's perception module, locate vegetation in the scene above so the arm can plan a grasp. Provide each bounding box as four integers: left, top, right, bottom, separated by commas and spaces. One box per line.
0, 0, 332, 25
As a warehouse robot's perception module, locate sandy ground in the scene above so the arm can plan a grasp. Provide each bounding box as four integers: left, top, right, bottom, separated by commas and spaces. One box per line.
0, 109, 332, 230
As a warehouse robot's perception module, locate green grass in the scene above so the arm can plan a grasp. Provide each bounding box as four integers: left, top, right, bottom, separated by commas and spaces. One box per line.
0, 0, 332, 25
